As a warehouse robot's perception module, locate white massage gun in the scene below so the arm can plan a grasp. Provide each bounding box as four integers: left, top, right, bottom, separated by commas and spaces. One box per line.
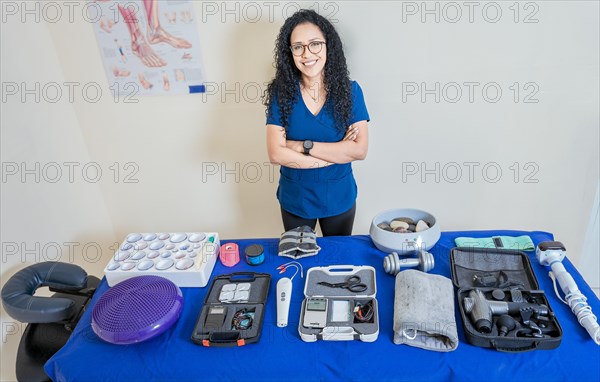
276, 262, 303, 327
536, 241, 600, 345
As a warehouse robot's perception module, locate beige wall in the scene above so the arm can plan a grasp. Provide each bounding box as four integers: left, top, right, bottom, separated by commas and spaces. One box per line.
1, 1, 599, 380
1, 9, 115, 381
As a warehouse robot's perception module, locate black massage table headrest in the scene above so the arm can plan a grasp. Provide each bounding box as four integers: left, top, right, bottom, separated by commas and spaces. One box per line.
1, 262, 88, 323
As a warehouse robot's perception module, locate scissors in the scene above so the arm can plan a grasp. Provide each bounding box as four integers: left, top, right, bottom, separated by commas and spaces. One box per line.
318, 275, 368, 293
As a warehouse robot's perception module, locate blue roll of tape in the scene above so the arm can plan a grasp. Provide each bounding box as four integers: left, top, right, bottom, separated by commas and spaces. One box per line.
244, 244, 264, 266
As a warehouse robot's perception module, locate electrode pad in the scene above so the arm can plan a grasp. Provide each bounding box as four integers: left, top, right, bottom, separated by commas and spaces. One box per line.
219, 283, 252, 302
331, 300, 352, 322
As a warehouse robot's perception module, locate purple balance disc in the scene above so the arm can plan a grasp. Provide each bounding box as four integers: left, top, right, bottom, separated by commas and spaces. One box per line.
92, 276, 183, 345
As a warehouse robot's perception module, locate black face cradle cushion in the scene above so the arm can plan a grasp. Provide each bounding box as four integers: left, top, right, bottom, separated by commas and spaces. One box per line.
1, 262, 88, 323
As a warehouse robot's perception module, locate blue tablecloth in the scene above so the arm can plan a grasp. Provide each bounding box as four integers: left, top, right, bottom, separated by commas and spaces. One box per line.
45, 231, 600, 381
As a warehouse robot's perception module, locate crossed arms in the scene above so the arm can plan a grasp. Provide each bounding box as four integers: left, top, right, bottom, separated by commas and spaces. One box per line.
266, 120, 369, 169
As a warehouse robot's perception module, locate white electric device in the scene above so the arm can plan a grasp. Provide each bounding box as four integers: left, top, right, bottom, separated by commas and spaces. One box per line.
303, 298, 328, 328
276, 262, 303, 327
277, 278, 293, 327
536, 241, 600, 345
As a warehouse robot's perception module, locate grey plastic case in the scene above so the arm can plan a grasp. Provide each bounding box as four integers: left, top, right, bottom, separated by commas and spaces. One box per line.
298, 265, 379, 342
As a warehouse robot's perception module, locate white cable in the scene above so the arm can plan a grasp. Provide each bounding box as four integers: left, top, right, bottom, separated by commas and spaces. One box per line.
288, 264, 299, 280
548, 271, 568, 305
565, 290, 599, 336
287, 261, 304, 278
278, 261, 304, 279
548, 269, 600, 344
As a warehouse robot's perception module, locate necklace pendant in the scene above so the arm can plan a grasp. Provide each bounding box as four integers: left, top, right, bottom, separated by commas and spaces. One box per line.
302, 85, 320, 103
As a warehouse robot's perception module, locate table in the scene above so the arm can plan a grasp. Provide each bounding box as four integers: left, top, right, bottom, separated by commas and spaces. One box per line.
45, 230, 600, 381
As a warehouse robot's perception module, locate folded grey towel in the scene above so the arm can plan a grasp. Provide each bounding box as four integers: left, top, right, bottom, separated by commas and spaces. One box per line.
393, 270, 459, 352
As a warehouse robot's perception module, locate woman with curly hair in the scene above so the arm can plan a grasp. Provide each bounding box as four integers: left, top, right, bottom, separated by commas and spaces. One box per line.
263, 9, 370, 236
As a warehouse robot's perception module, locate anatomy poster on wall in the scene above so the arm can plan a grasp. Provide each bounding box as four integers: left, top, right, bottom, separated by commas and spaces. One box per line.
92, 0, 205, 96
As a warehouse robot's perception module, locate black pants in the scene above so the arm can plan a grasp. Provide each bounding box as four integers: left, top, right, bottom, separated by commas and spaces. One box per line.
280, 204, 356, 236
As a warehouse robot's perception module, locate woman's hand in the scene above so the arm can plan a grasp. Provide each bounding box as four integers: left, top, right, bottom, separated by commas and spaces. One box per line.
285, 140, 304, 154
266, 124, 332, 168
343, 124, 360, 141
271, 120, 368, 165
305, 120, 369, 164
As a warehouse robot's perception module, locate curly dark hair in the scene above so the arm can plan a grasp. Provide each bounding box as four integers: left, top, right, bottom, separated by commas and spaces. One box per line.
263, 9, 352, 132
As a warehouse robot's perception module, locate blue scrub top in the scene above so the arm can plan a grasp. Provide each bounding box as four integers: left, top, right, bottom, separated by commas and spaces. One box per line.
266, 81, 370, 219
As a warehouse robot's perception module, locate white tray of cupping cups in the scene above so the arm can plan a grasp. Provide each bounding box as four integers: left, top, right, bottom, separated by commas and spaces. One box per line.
104, 232, 220, 287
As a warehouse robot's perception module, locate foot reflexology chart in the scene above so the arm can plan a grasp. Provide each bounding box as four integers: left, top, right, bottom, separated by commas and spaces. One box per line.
92, 0, 205, 96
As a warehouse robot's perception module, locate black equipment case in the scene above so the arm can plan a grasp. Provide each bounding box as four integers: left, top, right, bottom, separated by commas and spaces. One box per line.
450, 247, 562, 352
191, 272, 270, 347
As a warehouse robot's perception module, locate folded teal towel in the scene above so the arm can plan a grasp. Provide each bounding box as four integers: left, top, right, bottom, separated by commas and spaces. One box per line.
454, 235, 535, 251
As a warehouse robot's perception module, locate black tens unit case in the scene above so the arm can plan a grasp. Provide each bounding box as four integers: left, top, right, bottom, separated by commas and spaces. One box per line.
191, 272, 271, 347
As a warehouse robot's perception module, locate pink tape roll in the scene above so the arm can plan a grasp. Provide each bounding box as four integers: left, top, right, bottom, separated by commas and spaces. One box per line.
219, 243, 240, 267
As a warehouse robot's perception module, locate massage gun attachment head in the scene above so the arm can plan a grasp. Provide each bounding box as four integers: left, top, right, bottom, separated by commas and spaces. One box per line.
536, 241, 566, 266
497, 315, 516, 336
383, 250, 435, 276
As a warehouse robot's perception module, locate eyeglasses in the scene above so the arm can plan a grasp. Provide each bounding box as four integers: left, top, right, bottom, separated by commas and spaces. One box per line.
289, 41, 326, 56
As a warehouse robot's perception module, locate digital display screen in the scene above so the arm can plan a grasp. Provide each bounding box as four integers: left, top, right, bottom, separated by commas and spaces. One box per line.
307, 299, 327, 312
